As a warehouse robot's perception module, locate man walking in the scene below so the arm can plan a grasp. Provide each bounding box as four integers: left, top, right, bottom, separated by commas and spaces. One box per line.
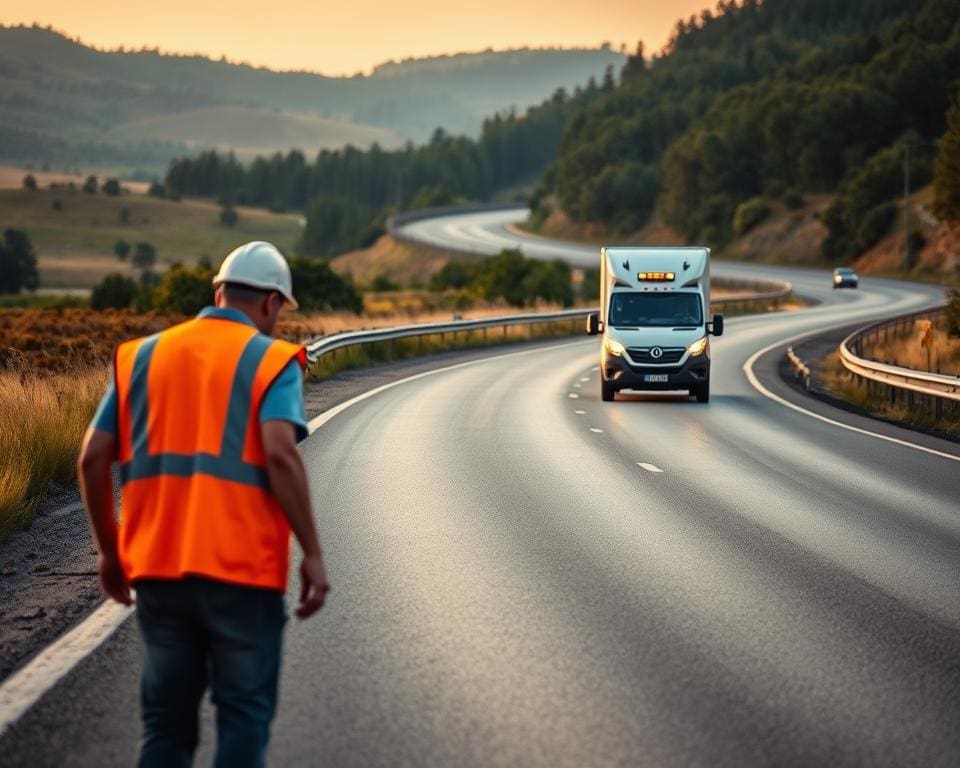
78, 241, 329, 767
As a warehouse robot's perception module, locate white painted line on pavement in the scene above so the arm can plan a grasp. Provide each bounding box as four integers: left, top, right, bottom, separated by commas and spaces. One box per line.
637, 463, 664, 473
574, 410, 586, 415
589, 428, 604, 433
591, 366, 600, 372
0, 601, 134, 737
743, 334, 960, 464
0, 340, 588, 739
574, 383, 582, 388
568, 393, 579, 399
580, 377, 590, 382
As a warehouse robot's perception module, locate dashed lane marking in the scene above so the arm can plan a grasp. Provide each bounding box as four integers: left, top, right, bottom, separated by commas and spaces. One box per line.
637, 463, 664, 473
568, 393, 579, 399
574, 410, 586, 415
590, 428, 604, 433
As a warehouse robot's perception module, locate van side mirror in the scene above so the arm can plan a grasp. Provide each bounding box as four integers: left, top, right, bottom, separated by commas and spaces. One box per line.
586, 312, 602, 336
708, 314, 724, 337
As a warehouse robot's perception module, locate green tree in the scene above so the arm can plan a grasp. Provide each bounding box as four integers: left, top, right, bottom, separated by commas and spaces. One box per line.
151, 264, 214, 315
934, 93, 960, 223
102, 178, 121, 196
82, 175, 98, 194
289, 258, 362, 313
945, 289, 960, 338
22, 174, 37, 190
114, 239, 131, 260
0, 229, 39, 293
148, 180, 166, 198
132, 242, 157, 270
219, 205, 239, 227
301, 196, 382, 257
91, 273, 137, 310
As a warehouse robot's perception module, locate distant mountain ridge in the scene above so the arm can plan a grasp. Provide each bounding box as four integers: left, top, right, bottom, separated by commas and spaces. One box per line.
0, 25, 623, 171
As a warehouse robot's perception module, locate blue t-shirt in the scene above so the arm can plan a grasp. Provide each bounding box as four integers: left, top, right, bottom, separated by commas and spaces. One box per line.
91, 307, 308, 442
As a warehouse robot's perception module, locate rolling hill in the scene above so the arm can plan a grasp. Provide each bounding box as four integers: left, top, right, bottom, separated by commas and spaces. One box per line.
0, 25, 623, 172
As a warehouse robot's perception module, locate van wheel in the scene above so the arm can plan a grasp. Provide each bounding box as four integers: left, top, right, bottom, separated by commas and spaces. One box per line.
693, 378, 710, 403
601, 379, 616, 402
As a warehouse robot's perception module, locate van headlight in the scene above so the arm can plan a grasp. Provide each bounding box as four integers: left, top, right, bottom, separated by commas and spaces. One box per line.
687, 336, 708, 356
604, 337, 626, 357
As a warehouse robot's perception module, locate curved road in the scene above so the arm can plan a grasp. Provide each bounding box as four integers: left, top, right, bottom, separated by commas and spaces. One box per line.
3, 210, 959, 767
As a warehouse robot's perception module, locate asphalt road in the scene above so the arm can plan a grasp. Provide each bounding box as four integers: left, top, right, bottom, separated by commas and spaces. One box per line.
3, 212, 959, 767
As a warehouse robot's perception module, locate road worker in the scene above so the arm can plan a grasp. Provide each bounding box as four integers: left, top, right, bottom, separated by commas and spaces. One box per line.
77, 241, 329, 768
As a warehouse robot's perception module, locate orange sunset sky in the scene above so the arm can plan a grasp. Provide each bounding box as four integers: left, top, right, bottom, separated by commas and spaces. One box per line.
1, 1, 716, 75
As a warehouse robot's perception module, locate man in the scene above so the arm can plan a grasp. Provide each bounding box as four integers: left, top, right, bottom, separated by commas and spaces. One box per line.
77, 241, 329, 768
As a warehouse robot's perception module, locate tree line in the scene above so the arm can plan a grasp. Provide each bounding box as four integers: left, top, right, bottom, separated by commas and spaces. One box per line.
536, 0, 960, 263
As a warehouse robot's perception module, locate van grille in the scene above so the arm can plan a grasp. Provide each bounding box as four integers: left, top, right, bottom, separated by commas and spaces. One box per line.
627, 347, 685, 365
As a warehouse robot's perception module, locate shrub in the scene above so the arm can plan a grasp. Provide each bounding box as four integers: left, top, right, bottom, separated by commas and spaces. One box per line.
132, 242, 157, 270
114, 239, 131, 260
82, 175, 98, 194
102, 178, 121, 196
51, 198, 63, 211
783, 189, 805, 209
371, 274, 400, 292
945, 289, 960, 338
22, 174, 37, 191
150, 264, 214, 315
289, 258, 362, 313
148, 180, 166, 198
219, 205, 239, 227
91, 273, 137, 310
732, 197, 771, 237
857, 202, 896, 251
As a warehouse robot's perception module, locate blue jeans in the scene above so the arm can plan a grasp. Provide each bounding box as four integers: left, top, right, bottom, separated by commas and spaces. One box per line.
134, 577, 286, 768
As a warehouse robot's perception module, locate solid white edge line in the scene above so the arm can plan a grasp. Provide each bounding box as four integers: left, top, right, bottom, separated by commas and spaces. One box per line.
742, 331, 960, 464
0, 338, 588, 740
0, 601, 134, 737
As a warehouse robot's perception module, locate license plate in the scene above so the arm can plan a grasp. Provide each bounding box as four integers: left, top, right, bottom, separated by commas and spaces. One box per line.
644, 374, 669, 383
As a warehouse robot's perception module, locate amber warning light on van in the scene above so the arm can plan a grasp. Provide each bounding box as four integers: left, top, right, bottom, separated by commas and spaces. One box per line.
637, 272, 676, 282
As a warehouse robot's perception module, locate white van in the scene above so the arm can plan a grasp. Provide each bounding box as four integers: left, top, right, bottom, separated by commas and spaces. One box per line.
586, 247, 724, 402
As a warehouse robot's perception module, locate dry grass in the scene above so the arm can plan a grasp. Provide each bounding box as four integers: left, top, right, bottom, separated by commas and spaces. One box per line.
821, 350, 960, 437
856, 315, 960, 375
0, 364, 108, 540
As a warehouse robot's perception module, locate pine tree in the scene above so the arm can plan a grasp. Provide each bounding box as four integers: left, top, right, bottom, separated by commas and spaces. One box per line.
933, 92, 960, 223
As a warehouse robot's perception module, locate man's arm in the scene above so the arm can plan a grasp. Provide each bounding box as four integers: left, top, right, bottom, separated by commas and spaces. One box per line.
261, 420, 329, 618
77, 426, 131, 606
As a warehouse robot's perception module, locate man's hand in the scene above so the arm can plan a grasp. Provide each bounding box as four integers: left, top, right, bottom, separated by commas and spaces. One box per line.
297, 553, 330, 619
98, 552, 132, 606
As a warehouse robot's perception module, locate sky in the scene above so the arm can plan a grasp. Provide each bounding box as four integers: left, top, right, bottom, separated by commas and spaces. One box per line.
1, 1, 715, 75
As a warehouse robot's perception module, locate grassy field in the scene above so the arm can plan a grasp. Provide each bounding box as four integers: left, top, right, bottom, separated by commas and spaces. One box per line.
1, 187, 303, 289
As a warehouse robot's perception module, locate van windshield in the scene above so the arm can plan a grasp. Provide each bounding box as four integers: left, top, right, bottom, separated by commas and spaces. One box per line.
608, 292, 703, 328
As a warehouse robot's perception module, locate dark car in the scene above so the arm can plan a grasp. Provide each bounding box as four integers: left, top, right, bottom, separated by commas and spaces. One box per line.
833, 267, 859, 289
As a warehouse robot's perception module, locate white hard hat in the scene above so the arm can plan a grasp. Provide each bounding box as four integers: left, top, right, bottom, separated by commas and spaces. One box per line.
213, 241, 298, 309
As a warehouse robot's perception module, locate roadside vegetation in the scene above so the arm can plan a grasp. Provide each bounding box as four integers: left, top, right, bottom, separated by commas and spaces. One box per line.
820, 294, 960, 437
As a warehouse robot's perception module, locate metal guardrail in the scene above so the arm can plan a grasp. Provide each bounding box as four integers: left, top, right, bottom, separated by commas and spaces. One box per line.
839, 306, 960, 417
305, 309, 593, 363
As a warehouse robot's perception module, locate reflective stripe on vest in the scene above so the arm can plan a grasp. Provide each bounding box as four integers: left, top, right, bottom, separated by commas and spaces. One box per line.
114, 316, 306, 589
119, 331, 276, 490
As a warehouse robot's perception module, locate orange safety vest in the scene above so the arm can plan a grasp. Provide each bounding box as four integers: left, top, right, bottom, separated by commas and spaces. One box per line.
114, 314, 307, 590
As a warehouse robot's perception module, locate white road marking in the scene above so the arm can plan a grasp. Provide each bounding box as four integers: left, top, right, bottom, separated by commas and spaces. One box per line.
580, 377, 590, 382
574, 410, 586, 415
591, 366, 600, 372
590, 428, 604, 433
0, 601, 134, 737
743, 333, 960, 464
0, 340, 588, 739
568, 393, 579, 399
574, 383, 582, 388
637, 463, 664, 473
